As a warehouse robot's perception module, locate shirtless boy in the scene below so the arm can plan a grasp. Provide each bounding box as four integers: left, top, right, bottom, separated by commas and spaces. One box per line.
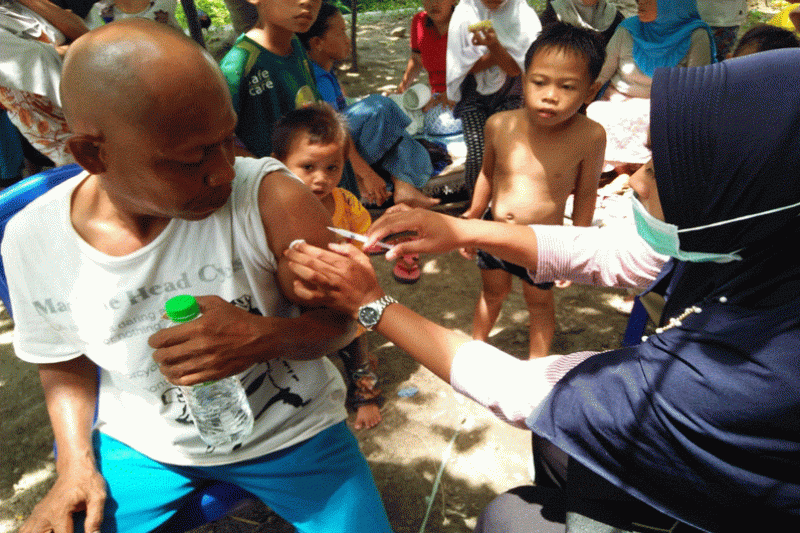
461, 22, 607, 358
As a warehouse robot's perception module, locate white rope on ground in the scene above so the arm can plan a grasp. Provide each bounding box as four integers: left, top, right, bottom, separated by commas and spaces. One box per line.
418, 417, 467, 533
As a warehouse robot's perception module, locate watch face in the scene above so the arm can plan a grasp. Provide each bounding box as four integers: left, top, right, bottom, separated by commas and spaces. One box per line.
359, 306, 379, 327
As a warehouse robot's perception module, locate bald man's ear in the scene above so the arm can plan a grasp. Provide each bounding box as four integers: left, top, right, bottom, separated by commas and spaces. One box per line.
67, 134, 107, 175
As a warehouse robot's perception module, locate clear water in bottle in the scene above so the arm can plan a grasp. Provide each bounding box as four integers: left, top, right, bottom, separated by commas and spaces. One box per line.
164, 295, 254, 447
181, 378, 254, 447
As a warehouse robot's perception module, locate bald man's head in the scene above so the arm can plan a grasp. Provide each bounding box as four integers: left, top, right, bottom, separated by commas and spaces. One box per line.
61, 18, 231, 140
60, 18, 239, 223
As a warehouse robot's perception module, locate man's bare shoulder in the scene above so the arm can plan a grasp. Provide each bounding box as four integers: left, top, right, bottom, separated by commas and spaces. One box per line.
257, 167, 307, 205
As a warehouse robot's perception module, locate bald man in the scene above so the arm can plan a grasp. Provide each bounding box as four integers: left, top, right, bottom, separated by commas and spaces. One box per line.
3, 19, 391, 533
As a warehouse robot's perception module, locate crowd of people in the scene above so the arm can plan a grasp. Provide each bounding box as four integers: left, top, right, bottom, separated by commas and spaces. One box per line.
2, 0, 800, 532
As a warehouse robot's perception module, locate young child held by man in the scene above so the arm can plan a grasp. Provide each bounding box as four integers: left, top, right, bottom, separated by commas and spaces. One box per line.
272, 103, 383, 429
461, 22, 607, 359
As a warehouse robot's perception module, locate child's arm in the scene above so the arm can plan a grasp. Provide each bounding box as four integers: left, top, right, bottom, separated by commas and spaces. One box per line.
462, 118, 497, 219
469, 28, 521, 77
397, 51, 424, 93
571, 124, 606, 227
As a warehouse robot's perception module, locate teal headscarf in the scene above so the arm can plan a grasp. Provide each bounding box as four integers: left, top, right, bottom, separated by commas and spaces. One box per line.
619, 0, 715, 77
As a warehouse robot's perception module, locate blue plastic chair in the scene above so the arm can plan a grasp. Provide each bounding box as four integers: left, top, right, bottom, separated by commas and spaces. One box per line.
0, 165, 254, 530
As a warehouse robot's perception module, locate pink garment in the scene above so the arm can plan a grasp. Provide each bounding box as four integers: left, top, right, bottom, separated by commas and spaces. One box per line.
450, 223, 667, 428
530, 224, 667, 289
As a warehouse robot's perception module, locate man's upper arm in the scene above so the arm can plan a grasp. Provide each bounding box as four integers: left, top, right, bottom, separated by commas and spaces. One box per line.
257, 171, 333, 302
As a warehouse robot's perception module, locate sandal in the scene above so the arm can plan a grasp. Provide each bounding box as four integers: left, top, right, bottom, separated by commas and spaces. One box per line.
393, 253, 421, 284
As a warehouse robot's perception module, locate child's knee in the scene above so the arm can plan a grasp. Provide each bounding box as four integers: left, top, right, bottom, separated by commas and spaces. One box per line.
523, 286, 554, 312
481, 276, 512, 300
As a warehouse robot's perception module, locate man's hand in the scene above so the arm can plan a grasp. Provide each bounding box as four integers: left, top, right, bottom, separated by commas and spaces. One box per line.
367, 204, 470, 260
21, 465, 106, 533
149, 296, 285, 385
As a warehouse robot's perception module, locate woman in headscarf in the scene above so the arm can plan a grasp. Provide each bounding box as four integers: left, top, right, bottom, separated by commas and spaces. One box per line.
445, 0, 541, 195
539, 0, 624, 45
286, 49, 800, 531
587, 0, 715, 175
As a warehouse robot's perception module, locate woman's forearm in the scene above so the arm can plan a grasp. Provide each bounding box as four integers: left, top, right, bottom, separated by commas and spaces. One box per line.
375, 302, 469, 382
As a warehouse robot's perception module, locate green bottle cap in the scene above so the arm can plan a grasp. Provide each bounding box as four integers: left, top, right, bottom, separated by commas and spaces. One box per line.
164, 295, 200, 323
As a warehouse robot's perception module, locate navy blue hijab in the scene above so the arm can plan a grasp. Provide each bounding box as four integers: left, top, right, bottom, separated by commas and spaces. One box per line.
531, 50, 800, 531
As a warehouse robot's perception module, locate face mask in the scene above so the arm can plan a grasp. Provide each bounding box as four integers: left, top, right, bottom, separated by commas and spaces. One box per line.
632, 195, 800, 262
631, 196, 744, 263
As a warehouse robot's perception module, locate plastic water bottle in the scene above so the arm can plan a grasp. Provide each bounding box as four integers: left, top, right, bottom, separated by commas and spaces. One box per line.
164, 295, 254, 447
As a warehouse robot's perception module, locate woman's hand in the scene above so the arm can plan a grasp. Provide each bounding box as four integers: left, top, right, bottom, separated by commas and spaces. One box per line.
367, 204, 470, 261
284, 241, 385, 317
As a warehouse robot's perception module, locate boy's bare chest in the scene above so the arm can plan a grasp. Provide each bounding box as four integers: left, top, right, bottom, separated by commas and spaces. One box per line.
494, 138, 582, 192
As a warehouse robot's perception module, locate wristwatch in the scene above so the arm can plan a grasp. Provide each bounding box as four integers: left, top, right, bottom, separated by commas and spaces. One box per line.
357, 295, 397, 331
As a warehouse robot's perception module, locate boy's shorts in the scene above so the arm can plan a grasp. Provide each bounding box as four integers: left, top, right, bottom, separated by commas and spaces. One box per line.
476, 209, 554, 289
476, 249, 554, 289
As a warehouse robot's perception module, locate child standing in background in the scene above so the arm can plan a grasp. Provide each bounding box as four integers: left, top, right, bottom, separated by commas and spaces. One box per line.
460, 22, 606, 359
298, 2, 439, 210
273, 104, 383, 429
446, 0, 541, 195
220, 0, 321, 159
397, 0, 461, 136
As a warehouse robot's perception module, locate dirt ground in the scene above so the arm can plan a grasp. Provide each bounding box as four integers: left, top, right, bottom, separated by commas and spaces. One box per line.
0, 2, 776, 532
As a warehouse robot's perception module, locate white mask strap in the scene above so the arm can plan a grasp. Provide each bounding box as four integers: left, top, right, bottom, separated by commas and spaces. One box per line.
679, 199, 800, 234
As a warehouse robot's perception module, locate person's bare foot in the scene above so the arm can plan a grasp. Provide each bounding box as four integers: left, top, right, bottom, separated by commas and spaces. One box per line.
392, 179, 440, 209
354, 403, 382, 429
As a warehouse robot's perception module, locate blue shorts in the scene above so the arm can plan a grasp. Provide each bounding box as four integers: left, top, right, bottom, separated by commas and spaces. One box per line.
77, 422, 390, 533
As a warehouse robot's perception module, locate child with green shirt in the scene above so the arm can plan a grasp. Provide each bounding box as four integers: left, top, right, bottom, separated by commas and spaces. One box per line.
220, 0, 394, 207
219, 0, 321, 158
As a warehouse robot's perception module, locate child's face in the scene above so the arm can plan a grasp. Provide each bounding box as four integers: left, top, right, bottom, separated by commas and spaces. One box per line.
523, 47, 597, 128
253, 0, 322, 34
319, 12, 351, 61
283, 133, 345, 201
423, 0, 456, 25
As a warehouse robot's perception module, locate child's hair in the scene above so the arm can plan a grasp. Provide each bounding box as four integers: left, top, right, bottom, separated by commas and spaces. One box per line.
297, 2, 340, 50
524, 22, 606, 81
272, 102, 350, 161
731, 24, 800, 57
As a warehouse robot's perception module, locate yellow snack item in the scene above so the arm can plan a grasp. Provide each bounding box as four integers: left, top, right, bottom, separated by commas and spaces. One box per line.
468, 20, 493, 32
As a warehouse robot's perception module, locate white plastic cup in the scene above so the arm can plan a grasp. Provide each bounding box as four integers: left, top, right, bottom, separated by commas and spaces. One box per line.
403, 83, 432, 111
